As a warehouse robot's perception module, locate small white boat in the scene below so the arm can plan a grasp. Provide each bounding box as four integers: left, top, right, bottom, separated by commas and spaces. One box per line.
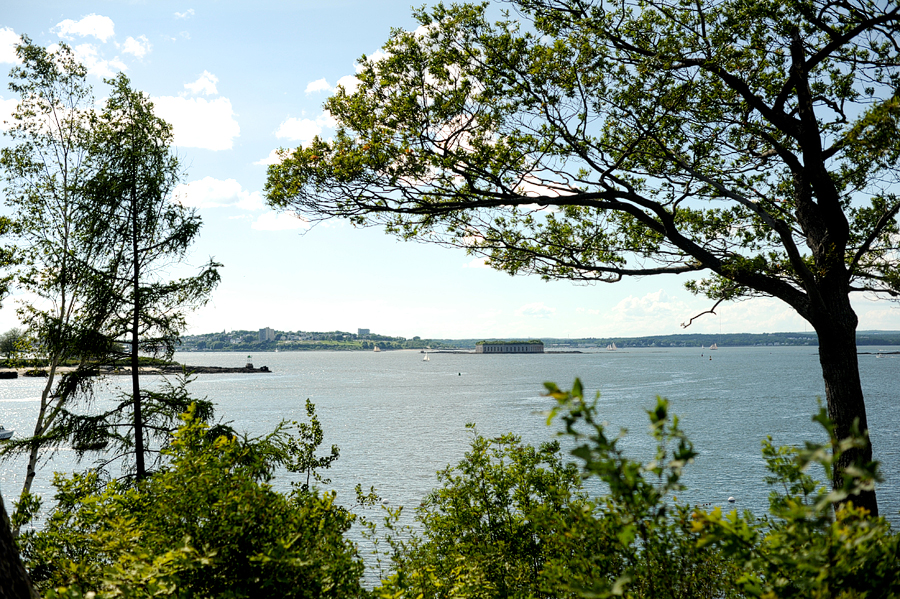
423, 353, 430, 361
373, 346, 381, 352
607, 343, 617, 351
710, 343, 718, 350
0, 426, 13, 441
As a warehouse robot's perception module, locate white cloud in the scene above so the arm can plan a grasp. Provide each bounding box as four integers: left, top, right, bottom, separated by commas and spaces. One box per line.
1, 27, 21, 64
856, 302, 900, 330
54, 14, 115, 42
708, 297, 806, 333
151, 96, 239, 150
184, 70, 218, 96
251, 211, 310, 231
254, 148, 286, 166
275, 113, 335, 143
175, 9, 195, 19
361, 48, 389, 68
305, 78, 331, 94
319, 110, 337, 129
516, 302, 556, 319
174, 176, 264, 210
462, 257, 490, 269
72, 43, 127, 79
328, 47, 391, 97
335, 74, 360, 94
0, 96, 18, 130
122, 35, 151, 59
609, 289, 689, 328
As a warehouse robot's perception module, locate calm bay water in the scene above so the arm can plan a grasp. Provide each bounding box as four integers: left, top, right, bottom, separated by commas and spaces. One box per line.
2, 346, 899, 526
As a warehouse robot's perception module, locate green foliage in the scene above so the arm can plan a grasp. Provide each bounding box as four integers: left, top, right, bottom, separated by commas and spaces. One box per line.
265, 0, 900, 304
375, 379, 899, 599
87, 73, 221, 478
286, 398, 340, 493
693, 408, 899, 598
376, 428, 622, 598
0, 37, 132, 513
88, 73, 221, 364
543, 380, 741, 599
548, 379, 898, 599
20, 403, 368, 599
0, 327, 24, 361
374, 388, 739, 599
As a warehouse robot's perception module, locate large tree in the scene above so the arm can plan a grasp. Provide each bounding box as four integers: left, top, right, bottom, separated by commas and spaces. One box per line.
2, 43, 219, 510
265, 0, 900, 515
86, 73, 220, 480
0, 39, 120, 514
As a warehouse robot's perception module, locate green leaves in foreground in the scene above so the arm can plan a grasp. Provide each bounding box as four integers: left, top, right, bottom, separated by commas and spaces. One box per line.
15, 380, 900, 599
20, 403, 368, 599
692, 407, 899, 599
377, 380, 899, 599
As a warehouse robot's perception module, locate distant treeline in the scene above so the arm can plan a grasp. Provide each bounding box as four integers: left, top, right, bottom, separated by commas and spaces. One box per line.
178, 330, 900, 352
179, 330, 460, 352
536, 330, 900, 348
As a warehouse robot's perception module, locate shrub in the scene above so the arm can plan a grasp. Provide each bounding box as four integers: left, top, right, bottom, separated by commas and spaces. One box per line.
22, 403, 368, 599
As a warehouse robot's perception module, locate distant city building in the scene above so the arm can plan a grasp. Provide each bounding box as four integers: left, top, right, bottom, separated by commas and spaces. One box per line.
259, 327, 275, 342
358, 328, 370, 337
475, 340, 544, 354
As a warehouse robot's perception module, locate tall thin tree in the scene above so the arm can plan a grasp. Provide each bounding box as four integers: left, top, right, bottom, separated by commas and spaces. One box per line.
88, 74, 220, 479
0, 39, 118, 516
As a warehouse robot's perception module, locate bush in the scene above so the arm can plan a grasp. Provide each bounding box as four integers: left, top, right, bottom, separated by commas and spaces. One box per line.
375, 380, 899, 599
21, 403, 368, 599
376, 428, 624, 598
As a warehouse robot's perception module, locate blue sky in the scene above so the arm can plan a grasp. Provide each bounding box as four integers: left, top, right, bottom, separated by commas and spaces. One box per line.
2, 1, 898, 339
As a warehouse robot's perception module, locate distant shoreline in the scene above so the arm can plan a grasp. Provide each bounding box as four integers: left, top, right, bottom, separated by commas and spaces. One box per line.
179, 330, 900, 353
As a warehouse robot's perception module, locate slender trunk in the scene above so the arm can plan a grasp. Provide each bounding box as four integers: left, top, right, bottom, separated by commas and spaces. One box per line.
131, 182, 145, 480
811, 299, 878, 516
15, 359, 60, 537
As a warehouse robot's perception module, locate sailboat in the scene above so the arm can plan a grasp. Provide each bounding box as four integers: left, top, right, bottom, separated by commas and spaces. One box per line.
709, 343, 718, 350
606, 343, 617, 351
373, 346, 381, 352
423, 353, 430, 361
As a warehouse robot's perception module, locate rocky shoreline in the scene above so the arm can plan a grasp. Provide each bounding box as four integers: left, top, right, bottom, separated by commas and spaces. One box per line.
0, 364, 272, 379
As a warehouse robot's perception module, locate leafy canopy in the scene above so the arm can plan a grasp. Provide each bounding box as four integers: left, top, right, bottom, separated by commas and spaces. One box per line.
266, 0, 900, 319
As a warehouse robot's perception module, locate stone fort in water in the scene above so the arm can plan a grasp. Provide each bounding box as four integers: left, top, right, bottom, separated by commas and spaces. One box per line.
475, 340, 544, 354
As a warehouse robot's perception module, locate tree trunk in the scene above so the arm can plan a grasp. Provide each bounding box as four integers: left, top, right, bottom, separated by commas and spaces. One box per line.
812, 298, 878, 516
15, 362, 60, 537
130, 183, 145, 481
0, 490, 38, 599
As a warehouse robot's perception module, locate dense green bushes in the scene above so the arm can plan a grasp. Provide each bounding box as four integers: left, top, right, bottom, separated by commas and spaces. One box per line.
19, 404, 368, 599
375, 430, 625, 598
373, 380, 898, 598
14, 381, 900, 598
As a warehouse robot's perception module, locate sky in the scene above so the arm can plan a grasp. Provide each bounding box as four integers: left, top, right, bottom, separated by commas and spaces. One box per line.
1, 1, 899, 340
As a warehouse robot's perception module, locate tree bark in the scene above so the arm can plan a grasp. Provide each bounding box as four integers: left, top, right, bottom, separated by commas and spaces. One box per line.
130, 180, 145, 481
812, 296, 878, 516
15, 362, 60, 537
0, 490, 38, 599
